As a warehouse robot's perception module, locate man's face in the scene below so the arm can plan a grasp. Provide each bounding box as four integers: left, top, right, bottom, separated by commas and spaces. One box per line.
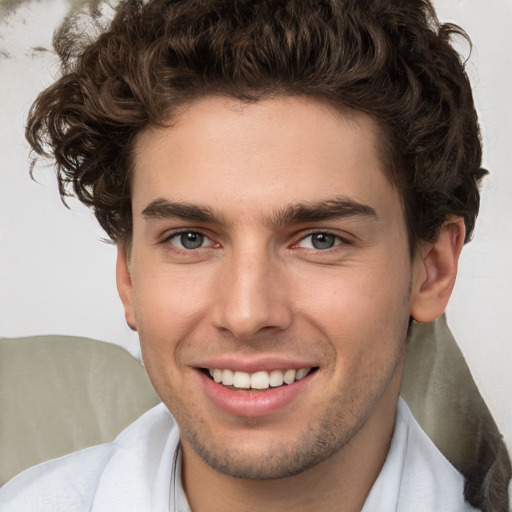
119, 96, 424, 479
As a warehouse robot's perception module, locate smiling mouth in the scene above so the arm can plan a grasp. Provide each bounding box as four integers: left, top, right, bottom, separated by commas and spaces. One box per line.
203, 367, 318, 390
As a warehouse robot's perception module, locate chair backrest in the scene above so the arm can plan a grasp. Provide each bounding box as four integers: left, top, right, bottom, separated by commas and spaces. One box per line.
402, 316, 511, 512
0, 335, 160, 485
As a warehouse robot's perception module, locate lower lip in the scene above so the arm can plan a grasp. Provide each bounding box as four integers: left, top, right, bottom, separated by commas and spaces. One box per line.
198, 370, 315, 417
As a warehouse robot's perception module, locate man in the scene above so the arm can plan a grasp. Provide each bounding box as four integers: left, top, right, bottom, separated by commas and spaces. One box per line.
0, 0, 503, 510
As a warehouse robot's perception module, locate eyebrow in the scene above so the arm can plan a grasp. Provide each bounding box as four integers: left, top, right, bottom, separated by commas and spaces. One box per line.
141, 197, 378, 226
142, 199, 226, 224
268, 198, 378, 226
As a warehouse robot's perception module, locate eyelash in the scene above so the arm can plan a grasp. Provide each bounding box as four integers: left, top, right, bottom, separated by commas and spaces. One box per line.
294, 231, 348, 251
161, 229, 348, 253
162, 230, 217, 251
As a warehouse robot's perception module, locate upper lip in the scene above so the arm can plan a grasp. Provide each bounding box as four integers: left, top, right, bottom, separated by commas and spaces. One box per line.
195, 355, 319, 373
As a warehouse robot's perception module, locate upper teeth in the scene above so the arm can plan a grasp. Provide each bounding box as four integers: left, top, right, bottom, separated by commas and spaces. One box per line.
208, 368, 311, 390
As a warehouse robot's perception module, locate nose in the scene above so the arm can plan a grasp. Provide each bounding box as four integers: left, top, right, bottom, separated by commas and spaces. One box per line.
211, 249, 293, 340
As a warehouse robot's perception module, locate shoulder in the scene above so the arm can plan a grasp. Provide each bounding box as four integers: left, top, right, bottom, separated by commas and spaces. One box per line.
0, 403, 177, 512
363, 398, 479, 512
395, 398, 479, 511
0, 445, 114, 512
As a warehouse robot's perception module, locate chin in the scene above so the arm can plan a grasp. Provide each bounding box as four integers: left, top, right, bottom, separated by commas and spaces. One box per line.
179, 401, 367, 481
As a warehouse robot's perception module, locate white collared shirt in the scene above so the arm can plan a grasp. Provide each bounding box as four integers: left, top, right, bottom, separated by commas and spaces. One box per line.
0, 398, 478, 511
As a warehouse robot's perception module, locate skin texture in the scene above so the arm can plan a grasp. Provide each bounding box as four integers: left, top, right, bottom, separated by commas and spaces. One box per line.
117, 96, 465, 512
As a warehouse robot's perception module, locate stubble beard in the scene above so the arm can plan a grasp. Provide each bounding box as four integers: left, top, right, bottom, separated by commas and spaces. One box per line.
181, 406, 360, 480
177, 373, 397, 481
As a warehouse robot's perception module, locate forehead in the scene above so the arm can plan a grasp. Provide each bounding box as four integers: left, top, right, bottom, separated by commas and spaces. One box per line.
131, 96, 400, 222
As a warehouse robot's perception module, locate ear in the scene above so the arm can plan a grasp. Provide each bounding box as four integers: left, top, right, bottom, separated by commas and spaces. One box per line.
116, 243, 137, 331
410, 217, 465, 323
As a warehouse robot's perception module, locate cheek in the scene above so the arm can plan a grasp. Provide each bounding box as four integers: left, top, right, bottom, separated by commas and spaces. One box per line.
129, 265, 216, 395
132, 263, 213, 338
296, 262, 410, 321
131, 273, 205, 403
292, 257, 411, 361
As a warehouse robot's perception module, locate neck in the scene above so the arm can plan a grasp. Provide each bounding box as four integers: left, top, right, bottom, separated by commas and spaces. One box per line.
182, 372, 401, 512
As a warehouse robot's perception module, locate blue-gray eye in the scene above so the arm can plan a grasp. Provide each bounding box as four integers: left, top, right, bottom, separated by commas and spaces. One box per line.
311, 233, 336, 249
177, 232, 205, 249
298, 233, 340, 250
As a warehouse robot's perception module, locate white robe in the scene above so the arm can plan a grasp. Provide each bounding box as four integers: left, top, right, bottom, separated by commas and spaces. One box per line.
0, 398, 478, 511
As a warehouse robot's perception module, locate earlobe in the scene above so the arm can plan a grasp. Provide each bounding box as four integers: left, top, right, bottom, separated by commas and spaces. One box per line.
116, 243, 138, 331
410, 217, 466, 323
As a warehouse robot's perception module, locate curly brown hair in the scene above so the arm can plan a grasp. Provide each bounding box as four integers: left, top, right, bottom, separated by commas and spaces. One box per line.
26, 0, 484, 253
